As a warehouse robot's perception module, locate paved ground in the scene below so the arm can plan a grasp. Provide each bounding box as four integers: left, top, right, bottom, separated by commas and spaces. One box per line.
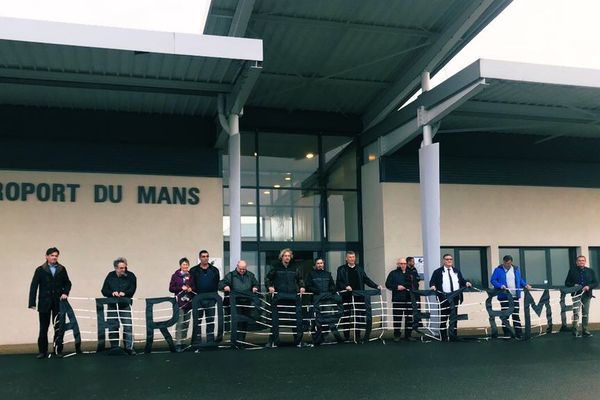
1, 333, 599, 399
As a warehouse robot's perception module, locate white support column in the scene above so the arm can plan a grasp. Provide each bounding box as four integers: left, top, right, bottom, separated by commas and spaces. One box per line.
228, 113, 241, 271
419, 70, 440, 282
419, 143, 440, 281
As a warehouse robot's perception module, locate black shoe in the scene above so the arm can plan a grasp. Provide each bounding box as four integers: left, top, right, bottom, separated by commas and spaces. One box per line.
53, 352, 64, 358
175, 345, 183, 353
125, 348, 137, 356
583, 331, 593, 337
36, 353, 47, 359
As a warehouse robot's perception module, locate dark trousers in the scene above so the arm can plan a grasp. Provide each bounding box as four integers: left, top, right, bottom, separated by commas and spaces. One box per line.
341, 294, 366, 341
107, 303, 133, 350
392, 301, 413, 338
231, 299, 254, 343
197, 299, 217, 342
38, 302, 62, 354
573, 292, 592, 332
311, 302, 341, 345
439, 297, 458, 340
500, 299, 522, 337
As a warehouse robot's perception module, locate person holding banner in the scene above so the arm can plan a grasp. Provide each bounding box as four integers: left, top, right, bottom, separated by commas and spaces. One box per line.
28, 247, 72, 359
429, 254, 471, 341
189, 250, 220, 343
101, 257, 137, 355
265, 248, 305, 347
490, 255, 532, 339
306, 257, 341, 345
385, 257, 419, 342
219, 259, 259, 346
336, 251, 382, 343
169, 257, 195, 352
565, 255, 598, 337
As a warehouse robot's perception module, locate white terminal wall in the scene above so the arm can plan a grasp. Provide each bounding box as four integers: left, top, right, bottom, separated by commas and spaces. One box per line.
0, 170, 223, 346
361, 161, 600, 328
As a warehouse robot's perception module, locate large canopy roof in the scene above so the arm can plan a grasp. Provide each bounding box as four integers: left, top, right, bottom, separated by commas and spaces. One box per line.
363, 59, 600, 156
0, 0, 512, 139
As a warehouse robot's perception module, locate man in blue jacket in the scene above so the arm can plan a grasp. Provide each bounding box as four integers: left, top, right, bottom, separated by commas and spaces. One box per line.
490, 255, 531, 339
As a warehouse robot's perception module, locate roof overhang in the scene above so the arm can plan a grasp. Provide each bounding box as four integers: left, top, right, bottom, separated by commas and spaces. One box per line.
0, 17, 263, 117
364, 59, 600, 156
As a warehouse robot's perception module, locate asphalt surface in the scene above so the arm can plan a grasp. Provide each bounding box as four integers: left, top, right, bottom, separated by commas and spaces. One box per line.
1, 333, 598, 400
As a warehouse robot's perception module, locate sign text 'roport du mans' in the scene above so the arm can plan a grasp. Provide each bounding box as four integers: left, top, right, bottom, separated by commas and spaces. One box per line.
0, 182, 200, 205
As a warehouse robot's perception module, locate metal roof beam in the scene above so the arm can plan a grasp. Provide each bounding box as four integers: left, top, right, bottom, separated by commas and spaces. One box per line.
456, 101, 600, 124
0, 66, 231, 96
227, 62, 262, 115
210, 7, 435, 38
362, 0, 503, 130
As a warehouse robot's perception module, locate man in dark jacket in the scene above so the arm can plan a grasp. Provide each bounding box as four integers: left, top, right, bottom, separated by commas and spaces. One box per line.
169, 257, 195, 352
306, 257, 341, 345
101, 257, 137, 355
336, 251, 382, 342
219, 259, 259, 344
189, 249, 220, 342
385, 257, 420, 341
565, 255, 598, 337
29, 247, 72, 359
429, 254, 471, 341
264, 248, 305, 346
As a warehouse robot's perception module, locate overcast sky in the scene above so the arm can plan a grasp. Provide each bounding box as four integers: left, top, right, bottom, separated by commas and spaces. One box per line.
0, 0, 597, 84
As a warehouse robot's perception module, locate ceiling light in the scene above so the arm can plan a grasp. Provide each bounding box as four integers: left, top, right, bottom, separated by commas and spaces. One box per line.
368, 154, 377, 161
263, 191, 270, 195
305, 153, 315, 159
274, 184, 281, 188
284, 177, 291, 181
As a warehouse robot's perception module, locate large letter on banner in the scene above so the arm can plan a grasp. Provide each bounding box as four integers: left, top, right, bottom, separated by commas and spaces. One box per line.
57, 300, 82, 353
229, 290, 261, 346
312, 293, 344, 343
95, 297, 133, 352
409, 289, 435, 333
191, 293, 224, 349
270, 292, 303, 346
144, 297, 178, 353
523, 288, 552, 340
446, 288, 469, 340
559, 285, 581, 331
352, 289, 381, 340
485, 289, 514, 338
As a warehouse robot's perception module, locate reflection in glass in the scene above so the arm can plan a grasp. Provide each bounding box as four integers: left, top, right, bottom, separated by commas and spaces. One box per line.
550, 248, 570, 286
523, 250, 548, 285
457, 250, 484, 288
222, 134, 256, 186
260, 189, 320, 241
258, 133, 318, 188
327, 191, 358, 241
223, 188, 258, 241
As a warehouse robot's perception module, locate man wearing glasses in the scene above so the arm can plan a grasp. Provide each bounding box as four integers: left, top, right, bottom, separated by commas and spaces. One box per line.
429, 254, 471, 341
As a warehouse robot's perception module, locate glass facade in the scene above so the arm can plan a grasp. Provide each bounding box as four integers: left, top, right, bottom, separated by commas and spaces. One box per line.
499, 247, 576, 287
223, 131, 362, 276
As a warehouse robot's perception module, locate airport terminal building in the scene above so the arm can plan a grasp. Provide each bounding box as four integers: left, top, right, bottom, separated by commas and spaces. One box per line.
3, 0, 600, 348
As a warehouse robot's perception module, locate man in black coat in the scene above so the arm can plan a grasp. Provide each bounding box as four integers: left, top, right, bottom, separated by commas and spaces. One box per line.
565, 255, 598, 337
264, 248, 305, 347
101, 257, 137, 355
336, 251, 382, 342
429, 254, 471, 341
306, 257, 340, 345
29, 247, 72, 359
189, 249, 220, 343
385, 257, 420, 341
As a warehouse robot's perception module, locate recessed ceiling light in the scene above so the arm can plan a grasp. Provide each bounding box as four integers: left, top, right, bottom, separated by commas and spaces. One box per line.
254, 152, 257, 157
284, 177, 291, 181
263, 191, 270, 195
368, 154, 377, 161
247, 201, 254, 205
274, 184, 281, 188
305, 153, 315, 159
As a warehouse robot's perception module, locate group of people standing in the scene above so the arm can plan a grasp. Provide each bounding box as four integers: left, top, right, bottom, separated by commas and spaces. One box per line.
28, 247, 597, 358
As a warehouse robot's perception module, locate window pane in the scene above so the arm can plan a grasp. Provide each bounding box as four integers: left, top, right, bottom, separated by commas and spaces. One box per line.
523, 250, 548, 285
260, 189, 320, 241
258, 133, 318, 189
457, 250, 484, 288
327, 191, 359, 241
327, 148, 357, 189
223, 188, 257, 241
499, 248, 521, 268
440, 248, 455, 266
591, 248, 600, 277
550, 248, 571, 286
223, 251, 259, 285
